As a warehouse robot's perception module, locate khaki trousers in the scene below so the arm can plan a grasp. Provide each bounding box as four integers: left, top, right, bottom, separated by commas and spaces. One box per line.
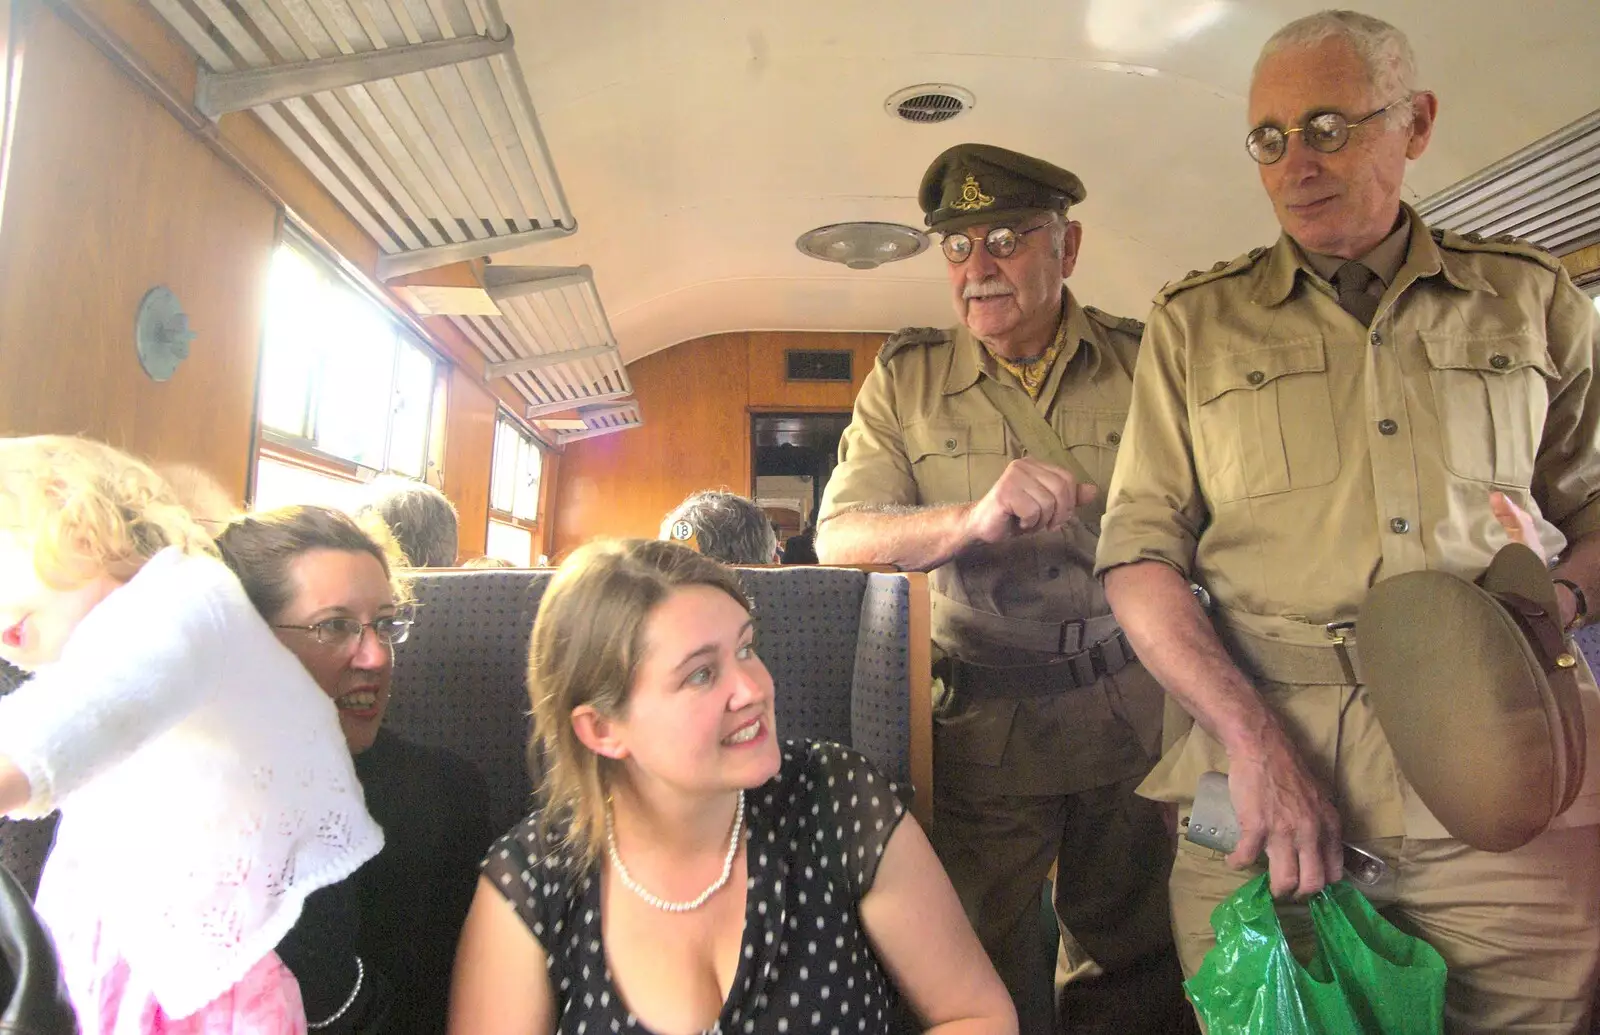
932, 774, 1179, 1035
1170, 824, 1600, 1033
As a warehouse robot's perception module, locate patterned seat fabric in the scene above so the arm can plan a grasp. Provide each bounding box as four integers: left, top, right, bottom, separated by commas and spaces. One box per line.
388, 571, 550, 837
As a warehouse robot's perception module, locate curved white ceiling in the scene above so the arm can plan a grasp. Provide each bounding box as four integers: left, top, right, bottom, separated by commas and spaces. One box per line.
495, 0, 1600, 361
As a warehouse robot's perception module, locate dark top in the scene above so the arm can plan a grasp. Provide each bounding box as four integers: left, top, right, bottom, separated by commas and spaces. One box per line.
354, 728, 494, 1035
484, 741, 908, 1035
782, 530, 818, 565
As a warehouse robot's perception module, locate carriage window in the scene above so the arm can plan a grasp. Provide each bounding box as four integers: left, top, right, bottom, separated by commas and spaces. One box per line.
259, 241, 440, 477
487, 413, 543, 565
490, 414, 542, 522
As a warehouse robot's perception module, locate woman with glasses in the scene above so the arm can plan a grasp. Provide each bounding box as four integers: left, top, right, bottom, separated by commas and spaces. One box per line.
219, 505, 494, 1035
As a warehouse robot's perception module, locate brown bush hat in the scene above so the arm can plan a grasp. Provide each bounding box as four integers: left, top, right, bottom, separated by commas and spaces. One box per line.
1357, 543, 1587, 852
918, 143, 1086, 233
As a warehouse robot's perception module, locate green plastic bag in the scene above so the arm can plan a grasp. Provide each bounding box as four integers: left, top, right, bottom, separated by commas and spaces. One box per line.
1185, 874, 1447, 1034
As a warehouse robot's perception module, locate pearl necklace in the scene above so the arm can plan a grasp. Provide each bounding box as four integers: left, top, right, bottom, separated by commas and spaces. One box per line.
605, 790, 745, 913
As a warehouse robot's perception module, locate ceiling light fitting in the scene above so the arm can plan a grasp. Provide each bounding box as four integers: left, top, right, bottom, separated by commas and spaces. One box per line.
795, 222, 928, 270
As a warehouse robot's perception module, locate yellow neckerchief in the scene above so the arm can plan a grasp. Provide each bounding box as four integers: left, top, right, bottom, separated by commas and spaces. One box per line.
988, 313, 1071, 400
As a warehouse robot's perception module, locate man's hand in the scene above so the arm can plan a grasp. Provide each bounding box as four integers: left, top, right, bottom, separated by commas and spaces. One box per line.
1490, 490, 1547, 564
962, 457, 1097, 544
1225, 730, 1343, 899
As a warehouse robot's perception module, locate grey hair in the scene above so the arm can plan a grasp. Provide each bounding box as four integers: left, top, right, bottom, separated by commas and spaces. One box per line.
1256, 10, 1418, 127
356, 475, 459, 568
660, 490, 778, 565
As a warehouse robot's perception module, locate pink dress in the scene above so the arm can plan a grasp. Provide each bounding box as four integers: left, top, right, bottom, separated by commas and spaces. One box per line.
75, 917, 306, 1035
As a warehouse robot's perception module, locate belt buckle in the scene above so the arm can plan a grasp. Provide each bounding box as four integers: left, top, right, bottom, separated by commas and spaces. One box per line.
1057, 617, 1087, 654
1325, 620, 1355, 646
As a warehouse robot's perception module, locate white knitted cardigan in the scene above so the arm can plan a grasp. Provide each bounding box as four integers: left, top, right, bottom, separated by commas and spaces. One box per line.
0, 548, 383, 1019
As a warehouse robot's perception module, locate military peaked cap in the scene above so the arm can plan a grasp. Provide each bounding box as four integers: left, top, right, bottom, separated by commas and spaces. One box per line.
1358, 543, 1588, 852
918, 143, 1086, 233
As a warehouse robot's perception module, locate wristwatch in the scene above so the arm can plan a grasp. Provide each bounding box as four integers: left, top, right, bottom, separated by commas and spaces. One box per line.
1553, 577, 1588, 632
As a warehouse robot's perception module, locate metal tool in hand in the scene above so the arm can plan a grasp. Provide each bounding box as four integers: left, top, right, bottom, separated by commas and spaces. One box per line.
1184, 771, 1387, 887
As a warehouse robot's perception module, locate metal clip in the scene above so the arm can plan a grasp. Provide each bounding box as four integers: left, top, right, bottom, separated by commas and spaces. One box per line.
1343, 842, 1388, 887
1325, 620, 1356, 646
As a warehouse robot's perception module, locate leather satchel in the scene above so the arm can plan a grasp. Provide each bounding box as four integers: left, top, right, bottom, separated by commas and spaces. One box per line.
0, 862, 77, 1035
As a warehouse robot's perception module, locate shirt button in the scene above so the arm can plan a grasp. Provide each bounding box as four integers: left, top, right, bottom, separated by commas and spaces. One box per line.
1490, 354, 1511, 370
1369, 331, 1383, 347
1378, 418, 1398, 435
1390, 517, 1410, 534
944, 438, 957, 450
1106, 431, 1122, 445
1246, 370, 1265, 386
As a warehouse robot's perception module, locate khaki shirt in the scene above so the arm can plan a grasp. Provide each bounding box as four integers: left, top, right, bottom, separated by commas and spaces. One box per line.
1096, 205, 1600, 837
822, 294, 1141, 666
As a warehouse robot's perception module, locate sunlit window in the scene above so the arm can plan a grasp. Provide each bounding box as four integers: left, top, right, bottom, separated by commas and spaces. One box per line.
259, 241, 440, 477
486, 519, 534, 567
490, 414, 543, 523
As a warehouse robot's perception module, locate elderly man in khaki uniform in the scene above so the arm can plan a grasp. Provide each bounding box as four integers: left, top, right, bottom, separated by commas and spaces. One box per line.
816, 144, 1188, 1035
1097, 10, 1600, 1031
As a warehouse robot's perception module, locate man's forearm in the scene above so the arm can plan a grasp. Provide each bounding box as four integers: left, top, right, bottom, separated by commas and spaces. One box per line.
814, 504, 975, 573
1103, 560, 1280, 757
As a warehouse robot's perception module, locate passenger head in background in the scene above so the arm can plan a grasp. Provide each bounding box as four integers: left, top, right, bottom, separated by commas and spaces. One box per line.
659, 489, 780, 565
356, 475, 459, 568
0, 435, 213, 669
461, 555, 516, 569
217, 505, 411, 754
529, 538, 780, 861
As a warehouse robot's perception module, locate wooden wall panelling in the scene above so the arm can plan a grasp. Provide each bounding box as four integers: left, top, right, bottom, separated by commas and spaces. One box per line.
443, 366, 499, 560
745, 330, 884, 410
551, 333, 751, 556
0, 5, 276, 499
549, 330, 889, 556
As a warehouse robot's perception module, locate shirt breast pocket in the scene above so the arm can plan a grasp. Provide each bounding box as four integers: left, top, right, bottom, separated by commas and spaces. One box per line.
905, 419, 1009, 504
1422, 331, 1555, 487
1192, 336, 1339, 504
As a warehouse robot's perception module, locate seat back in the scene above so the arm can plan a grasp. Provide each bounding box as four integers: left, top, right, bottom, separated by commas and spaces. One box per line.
387, 570, 549, 838
387, 565, 931, 837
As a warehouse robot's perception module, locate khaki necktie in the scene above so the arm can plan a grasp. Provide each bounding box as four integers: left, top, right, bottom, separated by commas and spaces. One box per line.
1334, 260, 1380, 327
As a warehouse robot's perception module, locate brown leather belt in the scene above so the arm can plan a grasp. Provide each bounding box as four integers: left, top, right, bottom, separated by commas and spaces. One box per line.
938, 627, 1137, 698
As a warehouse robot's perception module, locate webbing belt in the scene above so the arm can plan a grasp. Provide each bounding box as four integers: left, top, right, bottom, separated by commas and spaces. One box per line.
1212, 609, 1365, 686
939, 626, 1137, 698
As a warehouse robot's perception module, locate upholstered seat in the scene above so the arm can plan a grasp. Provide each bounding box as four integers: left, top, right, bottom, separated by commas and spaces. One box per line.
383, 566, 932, 837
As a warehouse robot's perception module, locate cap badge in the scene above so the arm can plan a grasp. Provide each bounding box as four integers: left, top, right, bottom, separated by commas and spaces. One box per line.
951, 173, 994, 212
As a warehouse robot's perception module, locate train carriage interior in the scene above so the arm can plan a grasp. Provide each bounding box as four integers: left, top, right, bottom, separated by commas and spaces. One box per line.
1, 0, 1599, 1030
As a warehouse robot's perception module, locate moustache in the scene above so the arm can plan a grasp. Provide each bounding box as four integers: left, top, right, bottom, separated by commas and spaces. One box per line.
963, 279, 1015, 300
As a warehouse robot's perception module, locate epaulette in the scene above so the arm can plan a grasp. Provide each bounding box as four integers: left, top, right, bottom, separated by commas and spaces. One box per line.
879, 326, 951, 363
1429, 227, 1563, 273
1083, 305, 1145, 338
1153, 246, 1270, 305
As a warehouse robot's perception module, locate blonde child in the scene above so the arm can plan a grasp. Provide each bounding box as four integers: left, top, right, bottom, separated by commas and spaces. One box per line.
0, 436, 382, 1033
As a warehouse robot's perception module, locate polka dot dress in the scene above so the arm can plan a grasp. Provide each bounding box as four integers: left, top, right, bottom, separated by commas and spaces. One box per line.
483, 741, 909, 1035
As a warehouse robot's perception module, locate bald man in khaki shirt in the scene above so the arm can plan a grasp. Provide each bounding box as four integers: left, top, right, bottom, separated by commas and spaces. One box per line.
1095, 11, 1600, 1031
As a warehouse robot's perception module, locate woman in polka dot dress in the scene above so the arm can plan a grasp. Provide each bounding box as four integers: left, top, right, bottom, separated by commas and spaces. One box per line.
450, 539, 1014, 1035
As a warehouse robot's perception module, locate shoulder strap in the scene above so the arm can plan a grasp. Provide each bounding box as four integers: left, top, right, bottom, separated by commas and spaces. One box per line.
973, 376, 1106, 531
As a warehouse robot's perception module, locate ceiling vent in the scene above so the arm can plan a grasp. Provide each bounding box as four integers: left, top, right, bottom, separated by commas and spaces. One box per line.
885, 85, 974, 125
